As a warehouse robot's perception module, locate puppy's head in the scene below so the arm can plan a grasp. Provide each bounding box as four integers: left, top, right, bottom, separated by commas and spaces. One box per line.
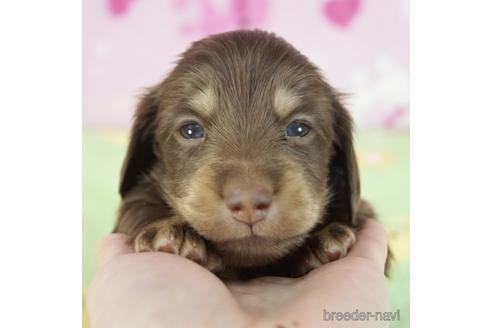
120, 30, 360, 266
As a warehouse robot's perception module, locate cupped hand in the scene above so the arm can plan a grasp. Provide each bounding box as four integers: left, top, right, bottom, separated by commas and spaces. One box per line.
87, 219, 389, 328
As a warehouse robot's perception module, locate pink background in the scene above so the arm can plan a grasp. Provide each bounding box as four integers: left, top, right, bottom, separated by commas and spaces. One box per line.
83, 0, 409, 129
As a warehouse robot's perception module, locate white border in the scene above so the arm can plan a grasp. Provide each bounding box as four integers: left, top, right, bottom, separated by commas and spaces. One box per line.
0, 1, 81, 327
412, 0, 492, 326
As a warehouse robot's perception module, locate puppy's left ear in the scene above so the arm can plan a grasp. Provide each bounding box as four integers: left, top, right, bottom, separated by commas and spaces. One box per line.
327, 94, 361, 226
119, 87, 160, 197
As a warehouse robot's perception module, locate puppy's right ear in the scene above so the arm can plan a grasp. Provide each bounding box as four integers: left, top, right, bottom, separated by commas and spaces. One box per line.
119, 87, 160, 197
326, 93, 361, 226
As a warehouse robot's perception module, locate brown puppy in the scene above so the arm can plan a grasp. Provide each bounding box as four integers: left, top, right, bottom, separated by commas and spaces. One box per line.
114, 30, 383, 279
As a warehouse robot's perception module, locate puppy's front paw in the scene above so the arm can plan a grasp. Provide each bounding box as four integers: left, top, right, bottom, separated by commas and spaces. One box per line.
299, 223, 356, 274
134, 219, 224, 272
314, 223, 356, 262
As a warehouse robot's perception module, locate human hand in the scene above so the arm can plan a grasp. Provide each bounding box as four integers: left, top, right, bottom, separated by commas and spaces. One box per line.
87, 219, 389, 328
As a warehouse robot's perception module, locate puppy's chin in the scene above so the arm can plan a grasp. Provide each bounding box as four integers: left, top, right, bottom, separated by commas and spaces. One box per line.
214, 234, 306, 267
176, 202, 321, 266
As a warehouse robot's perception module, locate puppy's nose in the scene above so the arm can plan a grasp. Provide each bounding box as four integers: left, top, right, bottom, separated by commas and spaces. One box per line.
224, 183, 272, 226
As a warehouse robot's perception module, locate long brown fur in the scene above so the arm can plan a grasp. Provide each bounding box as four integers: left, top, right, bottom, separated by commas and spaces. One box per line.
113, 30, 391, 279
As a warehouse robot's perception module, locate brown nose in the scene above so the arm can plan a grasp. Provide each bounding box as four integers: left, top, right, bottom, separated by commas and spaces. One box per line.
224, 182, 272, 226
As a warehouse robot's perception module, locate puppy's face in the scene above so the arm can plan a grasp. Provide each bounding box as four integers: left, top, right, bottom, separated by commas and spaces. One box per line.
120, 31, 359, 266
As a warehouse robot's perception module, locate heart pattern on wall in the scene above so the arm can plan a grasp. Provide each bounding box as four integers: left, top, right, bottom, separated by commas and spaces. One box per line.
108, 0, 135, 16
323, 0, 361, 28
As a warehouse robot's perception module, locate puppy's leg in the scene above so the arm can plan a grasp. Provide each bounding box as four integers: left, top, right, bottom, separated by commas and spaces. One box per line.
297, 199, 392, 276
115, 181, 225, 273
295, 223, 357, 276
134, 218, 225, 273
310, 223, 357, 263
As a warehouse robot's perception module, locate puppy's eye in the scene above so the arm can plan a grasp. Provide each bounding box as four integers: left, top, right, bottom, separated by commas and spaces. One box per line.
180, 122, 205, 139
285, 121, 311, 137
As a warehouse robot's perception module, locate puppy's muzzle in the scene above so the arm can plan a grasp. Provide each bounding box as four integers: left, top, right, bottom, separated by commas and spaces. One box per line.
224, 181, 273, 226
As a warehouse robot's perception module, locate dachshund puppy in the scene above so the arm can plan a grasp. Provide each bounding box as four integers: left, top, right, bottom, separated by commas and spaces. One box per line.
114, 30, 383, 279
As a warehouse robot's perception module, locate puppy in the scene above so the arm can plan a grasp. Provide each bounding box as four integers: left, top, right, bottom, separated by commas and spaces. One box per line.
114, 30, 386, 279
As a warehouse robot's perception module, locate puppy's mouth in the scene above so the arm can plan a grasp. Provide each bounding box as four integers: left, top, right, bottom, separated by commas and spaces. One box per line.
214, 233, 306, 267
218, 233, 304, 247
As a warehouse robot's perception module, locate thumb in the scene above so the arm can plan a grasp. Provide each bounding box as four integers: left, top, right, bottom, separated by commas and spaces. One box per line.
348, 219, 389, 272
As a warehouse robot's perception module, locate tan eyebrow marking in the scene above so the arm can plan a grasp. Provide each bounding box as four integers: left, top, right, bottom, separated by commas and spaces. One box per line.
187, 87, 216, 116
273, 87, 301, 118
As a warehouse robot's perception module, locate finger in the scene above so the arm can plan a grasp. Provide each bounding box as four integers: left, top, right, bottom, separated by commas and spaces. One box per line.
96, 233, 133, 268
348, 219, 388, 271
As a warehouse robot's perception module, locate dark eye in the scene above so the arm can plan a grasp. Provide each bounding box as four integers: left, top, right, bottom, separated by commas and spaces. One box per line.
179, 122, 205, 139
285, 121, 311, 137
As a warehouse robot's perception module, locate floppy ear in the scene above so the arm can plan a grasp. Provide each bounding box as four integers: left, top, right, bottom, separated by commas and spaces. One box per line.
119, 87, 160, 197
327, 95, 361, 226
